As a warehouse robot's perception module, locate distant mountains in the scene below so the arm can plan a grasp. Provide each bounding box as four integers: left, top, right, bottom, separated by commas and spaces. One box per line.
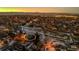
0, 12, 79, 17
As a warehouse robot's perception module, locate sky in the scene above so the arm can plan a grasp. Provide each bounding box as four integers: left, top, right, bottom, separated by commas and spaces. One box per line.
0, 7, 79, 14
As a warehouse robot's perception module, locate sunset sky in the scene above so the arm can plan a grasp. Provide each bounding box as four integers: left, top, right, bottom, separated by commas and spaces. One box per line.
0, 7, 79, 14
